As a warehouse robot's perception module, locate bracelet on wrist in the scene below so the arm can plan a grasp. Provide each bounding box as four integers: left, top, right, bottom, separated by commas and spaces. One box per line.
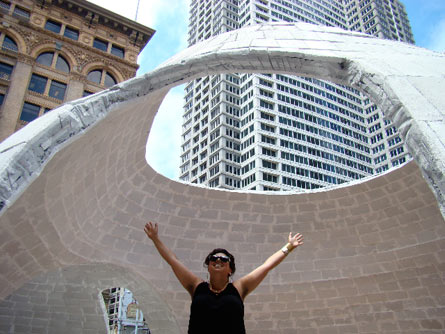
281, 242, 295, 255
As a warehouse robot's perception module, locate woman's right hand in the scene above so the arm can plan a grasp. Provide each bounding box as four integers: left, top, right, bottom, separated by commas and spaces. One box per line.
144, 221, 158, 240
143, 221, 202, 296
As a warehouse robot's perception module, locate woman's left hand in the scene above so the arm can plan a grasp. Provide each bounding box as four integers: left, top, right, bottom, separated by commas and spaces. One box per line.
288, 232, 304, 248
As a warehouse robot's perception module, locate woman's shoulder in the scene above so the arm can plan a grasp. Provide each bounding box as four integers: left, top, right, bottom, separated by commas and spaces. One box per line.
197, 281, 208, 289
231, 280, 246, 300
192, 281, 208, 296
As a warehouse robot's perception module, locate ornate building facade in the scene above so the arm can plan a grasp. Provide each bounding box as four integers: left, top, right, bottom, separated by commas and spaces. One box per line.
0, 0, 155, 141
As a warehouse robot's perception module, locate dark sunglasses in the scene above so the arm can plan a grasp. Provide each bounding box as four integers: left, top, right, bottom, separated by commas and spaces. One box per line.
209, 255, 230, 263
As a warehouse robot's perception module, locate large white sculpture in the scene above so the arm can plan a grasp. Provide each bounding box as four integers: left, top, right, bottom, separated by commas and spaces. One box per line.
0, 23, 444, 334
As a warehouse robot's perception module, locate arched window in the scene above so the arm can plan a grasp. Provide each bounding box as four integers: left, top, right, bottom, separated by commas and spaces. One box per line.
2, 35, 18, 52
86, 70, 102, 84
36, 52, 53, 67
87, 69, 117, 88
55, 55, 70, 73
104, 72, 117, 88
36, 52, 70, 73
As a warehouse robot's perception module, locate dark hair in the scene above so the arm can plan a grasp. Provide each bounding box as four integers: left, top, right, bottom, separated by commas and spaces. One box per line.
204, 248, 236, 275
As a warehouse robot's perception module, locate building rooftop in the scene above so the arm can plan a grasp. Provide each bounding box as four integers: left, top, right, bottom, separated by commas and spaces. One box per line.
48, 0, 155, 50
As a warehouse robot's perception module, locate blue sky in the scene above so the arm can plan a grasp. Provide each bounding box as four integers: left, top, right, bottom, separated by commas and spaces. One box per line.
87, 0, 445, 180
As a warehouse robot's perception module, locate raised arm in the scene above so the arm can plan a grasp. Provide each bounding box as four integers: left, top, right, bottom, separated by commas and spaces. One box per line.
234, 232, 303, 300
144, 222, 202, 297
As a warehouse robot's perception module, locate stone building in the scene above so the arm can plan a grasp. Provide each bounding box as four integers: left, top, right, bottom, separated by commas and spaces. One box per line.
0, 0, 155, 141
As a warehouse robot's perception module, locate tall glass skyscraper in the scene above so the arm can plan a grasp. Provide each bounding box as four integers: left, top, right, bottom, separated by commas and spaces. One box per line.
179, 0, 414, 191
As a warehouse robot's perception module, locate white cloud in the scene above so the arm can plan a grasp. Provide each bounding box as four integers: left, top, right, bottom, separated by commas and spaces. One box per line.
428, 18, 445, 53
139, 1, 189, 180
145, 85, 185, 180
86, 0, 189, 29
136, 0, 165, 26
86, 0, 160, 26
136, 0, 189, 73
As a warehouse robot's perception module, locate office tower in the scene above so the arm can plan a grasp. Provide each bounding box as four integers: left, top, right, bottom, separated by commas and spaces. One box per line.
344, 0, 414, 43
179, 0, 414, 191
0, 0, 155, 141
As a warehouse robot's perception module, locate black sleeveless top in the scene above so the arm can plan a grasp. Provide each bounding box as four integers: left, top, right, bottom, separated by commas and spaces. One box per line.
188, 282, 246, 334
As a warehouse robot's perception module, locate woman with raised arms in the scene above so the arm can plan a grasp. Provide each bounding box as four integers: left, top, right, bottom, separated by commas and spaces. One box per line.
144, 221, 303, 334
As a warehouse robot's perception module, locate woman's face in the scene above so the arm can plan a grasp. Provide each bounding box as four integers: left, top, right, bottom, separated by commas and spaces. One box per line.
208, 252, 232, 277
